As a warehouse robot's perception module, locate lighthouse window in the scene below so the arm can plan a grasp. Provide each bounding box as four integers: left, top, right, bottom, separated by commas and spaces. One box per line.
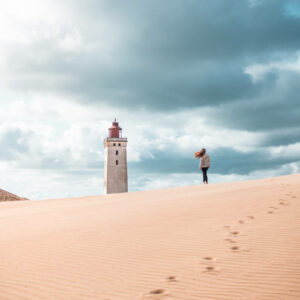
116, 150, 118, 155
118, 143, 121, 146
113, 143, 116, 146
116, 160, 118, 165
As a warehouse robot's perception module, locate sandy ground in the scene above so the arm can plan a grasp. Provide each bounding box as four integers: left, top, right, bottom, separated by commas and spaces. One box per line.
0, 174, 300, 300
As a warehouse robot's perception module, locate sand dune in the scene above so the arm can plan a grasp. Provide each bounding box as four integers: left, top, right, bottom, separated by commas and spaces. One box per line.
0, 174, 300, 300
0, 189, 28, 202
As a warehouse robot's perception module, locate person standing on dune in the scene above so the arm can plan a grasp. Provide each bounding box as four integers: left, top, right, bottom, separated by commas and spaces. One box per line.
195, 148, 210, 184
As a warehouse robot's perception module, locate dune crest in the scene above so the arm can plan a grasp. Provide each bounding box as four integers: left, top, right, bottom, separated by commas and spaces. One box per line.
0, 174, 300, 299
0, 189, 28, 202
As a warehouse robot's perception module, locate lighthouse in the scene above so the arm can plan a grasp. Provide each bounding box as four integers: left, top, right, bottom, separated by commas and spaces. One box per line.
103, 119, 128, 194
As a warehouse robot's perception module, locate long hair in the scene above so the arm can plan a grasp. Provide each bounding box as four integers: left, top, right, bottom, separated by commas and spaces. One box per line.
199, 148, 206, 157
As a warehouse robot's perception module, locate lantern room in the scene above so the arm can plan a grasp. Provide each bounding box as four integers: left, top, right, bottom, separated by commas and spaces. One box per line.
108, 119, 122, 138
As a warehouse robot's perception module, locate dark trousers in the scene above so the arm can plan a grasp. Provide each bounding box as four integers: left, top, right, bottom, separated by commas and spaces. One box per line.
201, 167, 209, 183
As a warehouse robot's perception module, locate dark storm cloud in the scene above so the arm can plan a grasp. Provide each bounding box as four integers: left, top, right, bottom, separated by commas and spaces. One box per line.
261, 128, 300, 147
211, 148, 300, 174
69, 61, 273, 110
76, 0, 300, 61
208, 70, 300, 132
4, 0, 300, 112
130, 147, 300, 175
73, 0, 299, 112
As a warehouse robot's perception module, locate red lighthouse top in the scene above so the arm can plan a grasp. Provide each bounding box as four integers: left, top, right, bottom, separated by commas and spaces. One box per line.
108, 119, 122, 138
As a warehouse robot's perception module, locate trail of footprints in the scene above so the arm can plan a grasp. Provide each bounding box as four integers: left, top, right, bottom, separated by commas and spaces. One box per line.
139, 191, 297, 299
223, 215, 255, 253
268, 194, 292, 214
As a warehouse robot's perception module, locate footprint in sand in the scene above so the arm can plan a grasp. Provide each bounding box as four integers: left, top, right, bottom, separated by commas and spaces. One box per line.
166, 276, 177, 282
231, 246, 240, 251
150, 289, 165, 294
224, 238, 237, 243
269, 206, 278, 209
238, 220, 244, 224
203, 256, 214, 260
203, 265, 220, 273
201, 256, 219, 273
230, 231, 240, 236
279, 198, 288, 202
142, 289, 169, 299
268, 211, 274, 214
247, 216, 255, 220
203, 256, 218, 263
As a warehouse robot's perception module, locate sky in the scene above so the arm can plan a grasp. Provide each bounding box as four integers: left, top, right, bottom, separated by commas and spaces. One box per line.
0, 0, 300, 200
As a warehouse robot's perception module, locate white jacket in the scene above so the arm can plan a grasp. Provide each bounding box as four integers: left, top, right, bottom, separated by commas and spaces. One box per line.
200, 154, 210, 168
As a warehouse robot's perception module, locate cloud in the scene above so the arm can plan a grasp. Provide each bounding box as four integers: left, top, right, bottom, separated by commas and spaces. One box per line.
208, 68, 300, 132
259, 127, 300, 147
0, 119, 105, 170
1, 0, 300, 112
130, 145, 300, 176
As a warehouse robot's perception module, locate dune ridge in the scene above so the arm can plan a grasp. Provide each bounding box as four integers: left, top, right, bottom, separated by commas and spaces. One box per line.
0, 189, 28, 202
0, 174, 300, 300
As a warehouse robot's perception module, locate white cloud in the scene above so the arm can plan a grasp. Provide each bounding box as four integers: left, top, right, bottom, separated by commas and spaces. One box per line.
0, 161, 103, 200
245, 52, 300, 82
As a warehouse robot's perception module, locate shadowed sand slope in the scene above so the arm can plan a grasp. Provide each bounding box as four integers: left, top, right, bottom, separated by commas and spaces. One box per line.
0, 174, 300, 300
0, 189, 28, 202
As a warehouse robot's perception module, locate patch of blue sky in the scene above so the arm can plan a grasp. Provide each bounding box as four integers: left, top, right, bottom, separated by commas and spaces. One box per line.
284, 2, 300, 18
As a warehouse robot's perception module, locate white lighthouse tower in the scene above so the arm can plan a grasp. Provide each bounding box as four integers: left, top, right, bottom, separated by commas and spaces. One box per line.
103, 119, 128, 194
